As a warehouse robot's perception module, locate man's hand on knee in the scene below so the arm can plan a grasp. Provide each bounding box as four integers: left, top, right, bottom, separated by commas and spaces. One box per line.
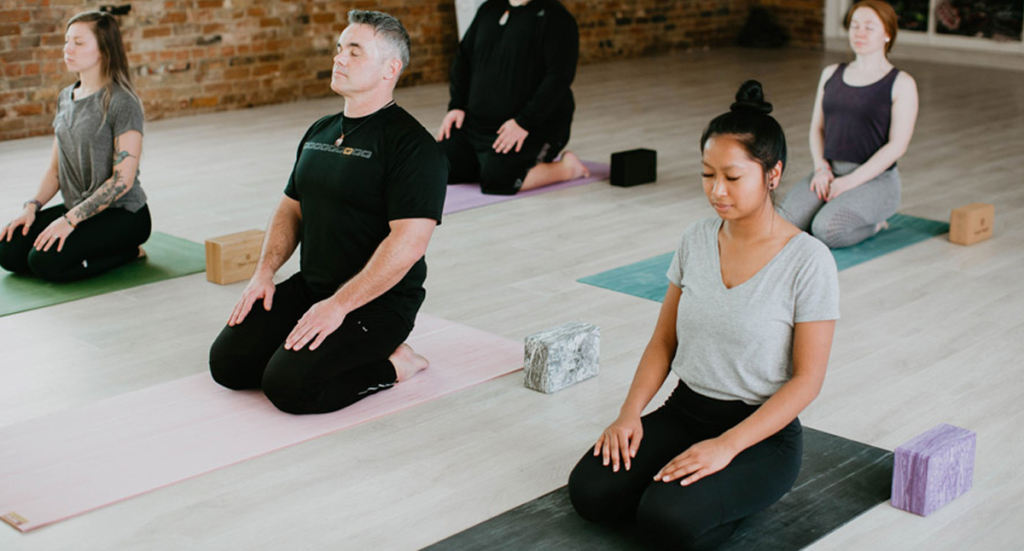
284, 298, 348, 352
493, 118, 528, 154
228, 274, 276, 326
437, 109, 465, 141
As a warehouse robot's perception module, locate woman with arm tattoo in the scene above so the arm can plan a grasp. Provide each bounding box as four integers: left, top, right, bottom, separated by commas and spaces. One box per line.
0, 11, 150, 282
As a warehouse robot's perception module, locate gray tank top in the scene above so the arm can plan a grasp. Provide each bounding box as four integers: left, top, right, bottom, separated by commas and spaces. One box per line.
822, 63, 899, 166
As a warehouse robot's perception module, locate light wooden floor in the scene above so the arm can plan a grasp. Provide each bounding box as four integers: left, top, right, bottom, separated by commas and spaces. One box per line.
1, 48, 1022, 551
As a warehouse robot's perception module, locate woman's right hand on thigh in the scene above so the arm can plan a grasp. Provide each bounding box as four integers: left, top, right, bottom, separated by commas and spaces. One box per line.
228, 275, 275, 326
810, 168, 833, 200
2, 208, 36, 242
594, 414, 643, 473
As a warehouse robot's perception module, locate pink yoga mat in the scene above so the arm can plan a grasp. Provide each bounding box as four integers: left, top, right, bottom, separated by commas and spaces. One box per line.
0, 314, 523, 533
443, 160, 609, 214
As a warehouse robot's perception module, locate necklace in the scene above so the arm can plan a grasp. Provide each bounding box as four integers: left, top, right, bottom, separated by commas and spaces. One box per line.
335, 100, 396, 146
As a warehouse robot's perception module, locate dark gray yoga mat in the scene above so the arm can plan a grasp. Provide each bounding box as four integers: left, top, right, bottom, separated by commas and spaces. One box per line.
423, 428, 893, 551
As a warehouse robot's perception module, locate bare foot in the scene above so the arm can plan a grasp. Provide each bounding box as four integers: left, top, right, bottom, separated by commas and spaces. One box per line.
875, 220, 890, 234
560, 151, 590, 180
137, 246, 147, 260
389, 343, 429, 383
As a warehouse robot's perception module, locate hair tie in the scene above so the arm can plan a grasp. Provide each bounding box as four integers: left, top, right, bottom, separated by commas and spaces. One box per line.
730, 100, 773, 115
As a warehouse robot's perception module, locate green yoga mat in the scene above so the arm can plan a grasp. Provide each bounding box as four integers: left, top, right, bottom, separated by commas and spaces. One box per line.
423, 428, 893, 551
579, 214, 950, 302
0, 232, 205, 317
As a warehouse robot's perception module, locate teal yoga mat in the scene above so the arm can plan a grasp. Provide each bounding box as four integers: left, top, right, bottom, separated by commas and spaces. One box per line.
0, 232, 205, 317
578, 214, 949, 302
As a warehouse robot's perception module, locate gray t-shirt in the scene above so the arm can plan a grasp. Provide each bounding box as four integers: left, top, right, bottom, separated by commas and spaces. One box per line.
52, 82, 147, 212
667, 217, 840, 405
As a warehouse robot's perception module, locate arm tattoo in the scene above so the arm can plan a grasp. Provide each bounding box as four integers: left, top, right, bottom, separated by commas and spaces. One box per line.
112, 150, 134, 165
73, 168, 129, 220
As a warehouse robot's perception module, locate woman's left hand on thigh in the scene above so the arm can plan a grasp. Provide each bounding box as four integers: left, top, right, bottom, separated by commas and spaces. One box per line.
825, 176, 856, 201
654, 437, 739, 486
33, 215, 75, 252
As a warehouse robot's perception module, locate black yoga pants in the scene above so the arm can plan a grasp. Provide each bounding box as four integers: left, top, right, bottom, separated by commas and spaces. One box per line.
209, 273, 412, 415
0, 203, 151, 282
568, 382, 803, 551
440, 123, 568, 195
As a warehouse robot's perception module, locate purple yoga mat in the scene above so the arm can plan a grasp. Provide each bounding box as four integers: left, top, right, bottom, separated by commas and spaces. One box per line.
443, 160, 609, 214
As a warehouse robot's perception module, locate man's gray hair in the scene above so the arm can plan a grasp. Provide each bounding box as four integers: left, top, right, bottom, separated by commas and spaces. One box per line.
348, 10, 411, 74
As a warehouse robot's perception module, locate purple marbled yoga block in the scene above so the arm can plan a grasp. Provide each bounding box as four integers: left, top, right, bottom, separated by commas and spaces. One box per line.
891, 423, 976, 516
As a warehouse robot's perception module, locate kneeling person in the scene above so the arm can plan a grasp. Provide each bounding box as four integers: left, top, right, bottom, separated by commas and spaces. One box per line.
437, 0, 589, 195
209, 10, 447, 414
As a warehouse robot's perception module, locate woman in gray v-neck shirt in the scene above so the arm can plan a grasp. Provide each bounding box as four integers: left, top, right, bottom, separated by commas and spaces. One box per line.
0, 11, 150, 282
569, 81, 839, 550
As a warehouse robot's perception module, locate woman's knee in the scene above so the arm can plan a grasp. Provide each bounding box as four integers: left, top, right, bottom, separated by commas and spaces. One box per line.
636, 490, 721, 550
810, 212, 865, 249
25, 249, 74, 281
568, 453, 638, 524
0, 242, 29, 274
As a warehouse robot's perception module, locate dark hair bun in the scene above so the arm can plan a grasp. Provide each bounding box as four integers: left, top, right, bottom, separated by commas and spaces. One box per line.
730, 80, 773, 115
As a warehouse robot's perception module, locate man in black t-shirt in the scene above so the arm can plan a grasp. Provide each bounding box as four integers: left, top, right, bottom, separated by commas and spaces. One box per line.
209, 10, 448, 414
438, 0, 589, 195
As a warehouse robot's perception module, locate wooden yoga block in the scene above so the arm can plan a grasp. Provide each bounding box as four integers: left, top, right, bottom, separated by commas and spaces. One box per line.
949, 203, 994, 245
524, 321, 599, 394
610, 148, 657, 187
205, 229, 264, 285
891, 423, 976, 516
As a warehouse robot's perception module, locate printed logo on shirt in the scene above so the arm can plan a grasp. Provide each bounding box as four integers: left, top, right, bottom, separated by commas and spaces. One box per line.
303, 142, 373, 159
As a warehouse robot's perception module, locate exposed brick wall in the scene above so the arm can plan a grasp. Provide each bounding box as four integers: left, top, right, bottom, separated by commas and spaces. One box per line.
566, 0, 751, 63
0, 0, 824, 142
755, 0, 824, 49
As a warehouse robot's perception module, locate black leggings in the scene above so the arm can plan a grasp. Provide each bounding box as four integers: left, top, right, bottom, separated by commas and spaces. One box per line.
0, 203, 151, 282
440, 123, 567, 195
568, 382, 802, 551
209, 273, 413, 415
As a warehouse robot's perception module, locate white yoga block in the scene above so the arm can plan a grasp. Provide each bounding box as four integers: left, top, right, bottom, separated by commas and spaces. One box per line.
524, 321, 600, 394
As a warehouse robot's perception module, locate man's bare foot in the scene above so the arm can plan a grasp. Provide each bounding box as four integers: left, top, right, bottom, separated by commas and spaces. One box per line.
390, 343, 429, 383
560, 151, 590, 180
875, 220, 889, 234
137, 246, 147, 260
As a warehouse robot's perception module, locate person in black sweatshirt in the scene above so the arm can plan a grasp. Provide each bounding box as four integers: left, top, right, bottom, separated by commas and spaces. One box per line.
437, 0, 589, 195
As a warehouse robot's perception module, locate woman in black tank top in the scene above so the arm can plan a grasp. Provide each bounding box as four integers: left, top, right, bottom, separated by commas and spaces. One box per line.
778, 0, 920, 249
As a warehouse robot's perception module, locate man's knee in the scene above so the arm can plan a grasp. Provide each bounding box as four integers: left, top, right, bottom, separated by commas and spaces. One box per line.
479, 158, 525, 195
261, 359, 313, 414
209, 329, 261, 390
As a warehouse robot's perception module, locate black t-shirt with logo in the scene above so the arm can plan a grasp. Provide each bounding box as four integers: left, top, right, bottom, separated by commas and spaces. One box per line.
284, 104, 447, 326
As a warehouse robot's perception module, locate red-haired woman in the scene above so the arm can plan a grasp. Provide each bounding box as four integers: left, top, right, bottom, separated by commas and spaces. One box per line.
0, 11, 150, 281
779, 0, 919, 249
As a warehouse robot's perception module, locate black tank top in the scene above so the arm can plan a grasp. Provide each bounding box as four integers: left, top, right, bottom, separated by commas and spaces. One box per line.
823, 63, 900, 165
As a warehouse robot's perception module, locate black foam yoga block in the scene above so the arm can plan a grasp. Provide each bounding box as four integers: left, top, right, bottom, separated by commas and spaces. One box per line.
421, 427, 893, 551
610, 149, 657, 187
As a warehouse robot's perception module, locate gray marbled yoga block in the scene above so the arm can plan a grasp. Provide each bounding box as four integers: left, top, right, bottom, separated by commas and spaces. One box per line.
524, 321, 599, 394
891, 423, 976, 516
